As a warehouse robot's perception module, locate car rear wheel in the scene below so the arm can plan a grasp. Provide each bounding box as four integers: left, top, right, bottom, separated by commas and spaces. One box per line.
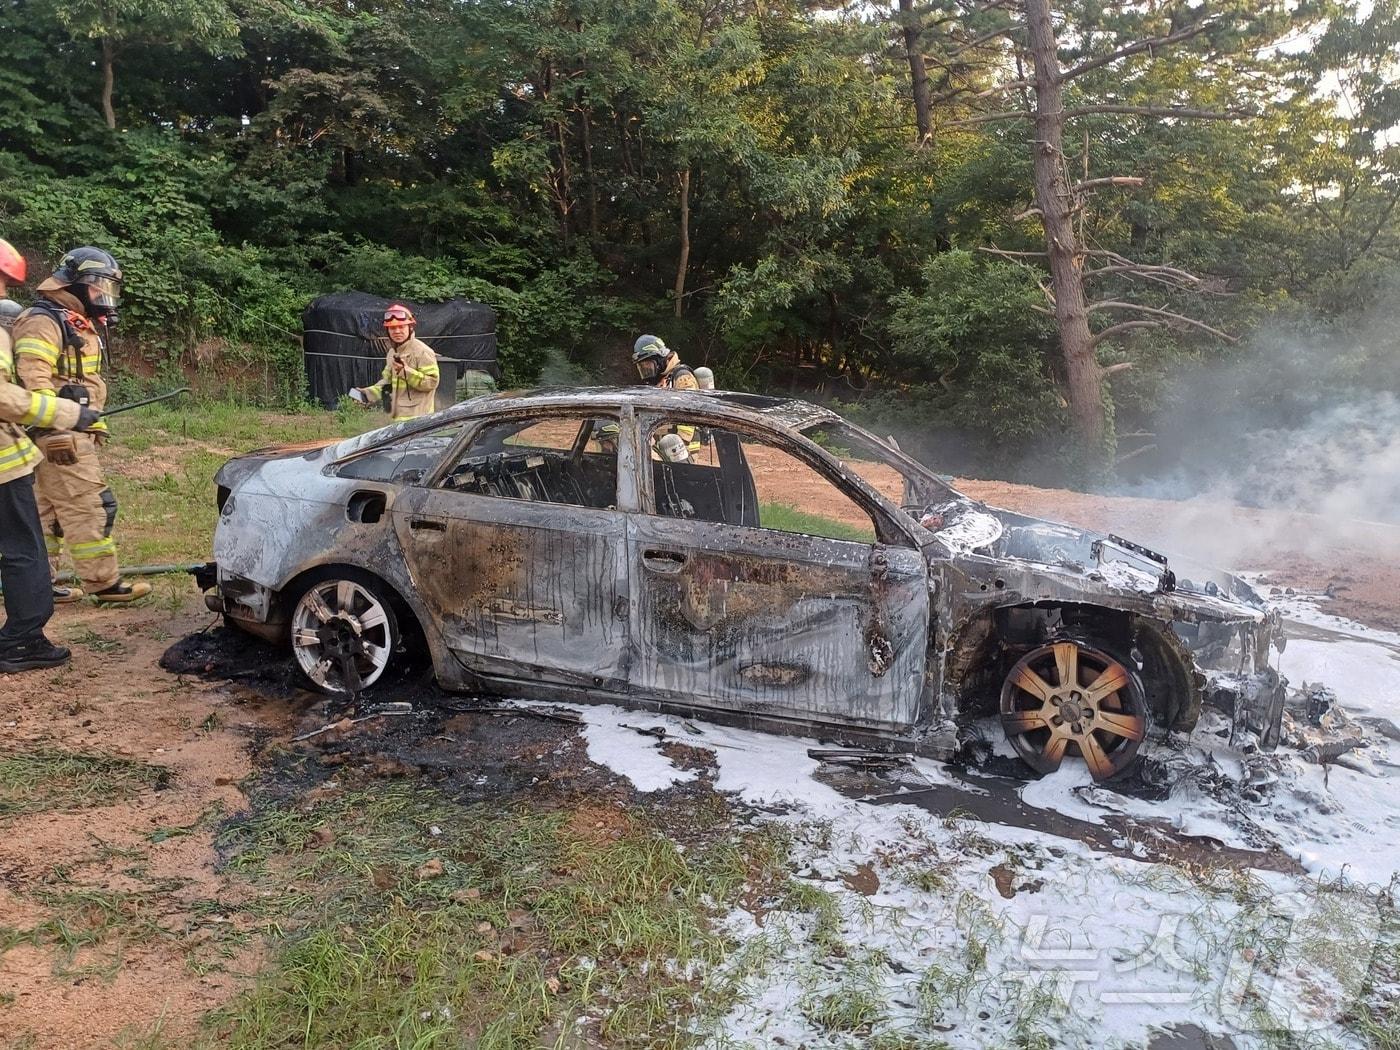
999, 640, 1147, 781
289, 573, 400, 694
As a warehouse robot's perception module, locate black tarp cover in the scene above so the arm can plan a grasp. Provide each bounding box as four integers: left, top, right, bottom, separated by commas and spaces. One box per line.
302, 291, 497, 409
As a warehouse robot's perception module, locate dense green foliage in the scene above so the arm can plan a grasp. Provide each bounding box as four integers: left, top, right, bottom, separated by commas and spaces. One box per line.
1, 0, 1397, 481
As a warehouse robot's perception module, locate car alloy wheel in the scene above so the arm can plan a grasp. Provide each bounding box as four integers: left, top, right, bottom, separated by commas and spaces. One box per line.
290, 577, 398, 694
999, 640, 1147, 781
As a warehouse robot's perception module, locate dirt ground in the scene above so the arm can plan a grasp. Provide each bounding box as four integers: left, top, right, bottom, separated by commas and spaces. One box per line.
4, 472, 1400, 1048
0, 600, 263, 1047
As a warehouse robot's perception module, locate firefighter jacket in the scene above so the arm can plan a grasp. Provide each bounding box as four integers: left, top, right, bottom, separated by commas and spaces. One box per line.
659, 358, 699, 391
0, 320, 81, 486
12, 284, 109, 434
368, 336, 440, 420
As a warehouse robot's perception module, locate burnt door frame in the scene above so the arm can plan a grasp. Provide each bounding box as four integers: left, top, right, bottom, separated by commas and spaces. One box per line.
625, 410, 930, 732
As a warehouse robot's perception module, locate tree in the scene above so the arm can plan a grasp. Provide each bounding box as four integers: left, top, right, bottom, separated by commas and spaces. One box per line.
1285, 0, 1400, 277
932, 0, 1311, 465
51, 0, 240, 129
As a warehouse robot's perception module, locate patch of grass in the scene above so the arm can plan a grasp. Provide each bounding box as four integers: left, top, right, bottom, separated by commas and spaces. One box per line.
804, 980, 886, 1034
0, 750, 169, 823
68, 627, 126, 655
783, 880, 845, 954
197, 781, 793, 1048
758, 501, 877, 543
4, 887, 176, 976
148, 803, 225, 845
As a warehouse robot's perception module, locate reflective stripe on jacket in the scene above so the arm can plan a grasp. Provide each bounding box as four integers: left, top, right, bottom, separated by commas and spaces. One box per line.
13, 290, 109, 433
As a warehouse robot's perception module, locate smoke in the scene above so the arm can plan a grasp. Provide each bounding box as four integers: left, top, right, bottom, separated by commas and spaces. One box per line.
1116, 284, 1400, 566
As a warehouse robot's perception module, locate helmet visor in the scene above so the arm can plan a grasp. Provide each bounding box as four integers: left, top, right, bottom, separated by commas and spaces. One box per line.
78, 274, 122, 311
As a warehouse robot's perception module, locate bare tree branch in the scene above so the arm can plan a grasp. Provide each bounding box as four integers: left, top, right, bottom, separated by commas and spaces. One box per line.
1089, 320, 1165, 347
1059, 20, 1219, 82
1070, 176, 1144, 193
942, 108, 1032, 127
1087, 300, 1236, 341
1061, 104, 1254, 120
978, 246, 1046, 260
1101, 361, 1136, 376
1085, 262, 1199, 283
941, 23, 1024, 60
1011, 206, 1043, 221
969, 78, 1032, 97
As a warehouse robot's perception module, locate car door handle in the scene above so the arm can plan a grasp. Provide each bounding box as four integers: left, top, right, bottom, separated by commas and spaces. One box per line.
642, 549, 686, 573
410, 516, 447, 532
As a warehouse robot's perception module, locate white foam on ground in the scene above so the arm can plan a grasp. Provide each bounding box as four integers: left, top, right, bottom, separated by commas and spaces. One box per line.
576, 707, 697, 793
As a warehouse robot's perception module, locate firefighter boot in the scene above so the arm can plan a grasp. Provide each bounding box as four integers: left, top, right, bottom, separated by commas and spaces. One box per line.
0, 639, 71, 673
92, 578, 152, 603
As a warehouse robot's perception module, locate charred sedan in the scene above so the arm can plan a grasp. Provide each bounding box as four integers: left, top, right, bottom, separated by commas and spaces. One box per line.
205, 388, 1285, 781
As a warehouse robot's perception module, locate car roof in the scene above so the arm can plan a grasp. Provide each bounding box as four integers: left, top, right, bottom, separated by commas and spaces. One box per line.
460, 385, 843, 431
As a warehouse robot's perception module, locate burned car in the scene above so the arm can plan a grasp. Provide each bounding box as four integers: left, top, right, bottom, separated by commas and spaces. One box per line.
203, 388, 1285, 781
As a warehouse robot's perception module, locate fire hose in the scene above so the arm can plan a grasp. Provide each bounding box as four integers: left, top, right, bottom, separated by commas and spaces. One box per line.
0, 563, 209, 595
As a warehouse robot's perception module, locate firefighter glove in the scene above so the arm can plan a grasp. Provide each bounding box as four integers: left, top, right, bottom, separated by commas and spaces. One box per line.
74, 407, 103, 432
38, 431, 80, 466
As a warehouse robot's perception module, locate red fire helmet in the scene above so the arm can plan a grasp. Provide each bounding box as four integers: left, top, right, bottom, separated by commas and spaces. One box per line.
0, 239, 26, 285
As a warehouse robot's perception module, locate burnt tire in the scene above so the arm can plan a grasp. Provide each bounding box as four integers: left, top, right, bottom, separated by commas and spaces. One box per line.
287, 568, 402, 695
999, 639, 1149, 782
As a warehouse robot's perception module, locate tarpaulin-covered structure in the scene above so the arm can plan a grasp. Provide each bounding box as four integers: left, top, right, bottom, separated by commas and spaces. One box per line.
302, 292, 497, 410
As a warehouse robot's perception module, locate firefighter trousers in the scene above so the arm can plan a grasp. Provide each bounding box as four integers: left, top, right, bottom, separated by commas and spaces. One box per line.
34, 433, 121, 592
0, 473, 56, 648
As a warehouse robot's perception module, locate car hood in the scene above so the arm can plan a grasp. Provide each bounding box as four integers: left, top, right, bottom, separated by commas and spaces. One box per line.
922, 495, 1268, 614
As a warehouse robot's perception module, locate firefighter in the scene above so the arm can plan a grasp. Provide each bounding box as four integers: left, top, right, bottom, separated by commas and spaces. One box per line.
0, 239, 102, 671
355, 303, 440, 421
12, 247, 150, 604
632, 334, 701, 452
631, 335, 699, 392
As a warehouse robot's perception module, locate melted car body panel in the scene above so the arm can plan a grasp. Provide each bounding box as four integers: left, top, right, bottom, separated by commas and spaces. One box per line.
393, 488, 630, 691
626, 515, 928, 729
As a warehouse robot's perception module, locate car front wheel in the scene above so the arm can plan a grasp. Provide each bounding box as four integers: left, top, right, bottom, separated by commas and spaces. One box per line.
999, 639, 1148, 781
289, 573, 400, 694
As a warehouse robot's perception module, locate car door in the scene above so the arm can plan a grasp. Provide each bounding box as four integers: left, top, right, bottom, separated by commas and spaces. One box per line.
393, 409, 632, 692
626, 414, 929, 731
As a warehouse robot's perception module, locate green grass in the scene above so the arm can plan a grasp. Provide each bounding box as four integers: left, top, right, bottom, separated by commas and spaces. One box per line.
188, 783, 793, 1049
758, 501, 877, 543
0, 750, 170, 823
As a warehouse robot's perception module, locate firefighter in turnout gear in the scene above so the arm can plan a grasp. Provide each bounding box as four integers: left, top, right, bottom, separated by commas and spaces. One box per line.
355, 303, 440, 421
0, 239, 103, 671
631, 334, 701, 452
12, 247, 150, 604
